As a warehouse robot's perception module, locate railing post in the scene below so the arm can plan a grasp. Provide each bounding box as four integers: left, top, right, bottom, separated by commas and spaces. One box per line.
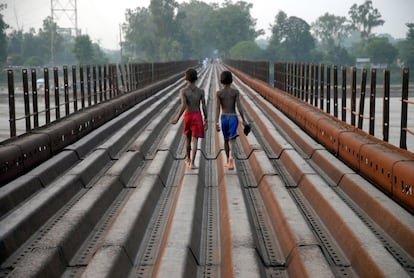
108, 65, 113, 99
72, 65, 78, 112
357, 68, 367, 129
290, 62, 294, 94
350, 67, 357, 126
310, 63, 314, 105
341, 66, 347, 122
53, 67, 60, 120
63, 66, 70, 116
130, 64, 135, 91
301, 63, 305, 100
118, 64, 125, 94
22, 69, 31, 132
289, 63, 292, 94
98, 65, 103, 102
305, 64, 309, 102
7, 70, 16, 138
320, 64, 325, 111
31, 69, 39, 128
103, 65, 108, 100
400, 68, 409, 149
79, 65, 85, 109
44, 68, 51, 124
86, 65, 92, 106
314, 64, 319, 107
93, 65, 98, 104
369, 69, 376, 136
333, 65, 338, 118
382, 69, 390, 142
124, 64, 130, 92
294, 63, 298, 97
326, 65, 331, 113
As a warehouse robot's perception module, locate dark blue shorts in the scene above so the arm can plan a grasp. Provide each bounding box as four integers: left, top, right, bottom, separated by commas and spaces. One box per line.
221, 114, 239, 140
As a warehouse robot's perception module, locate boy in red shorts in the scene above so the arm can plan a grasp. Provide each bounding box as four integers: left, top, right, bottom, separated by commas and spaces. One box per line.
171, 68, 208, 169
215, 70, 247, 170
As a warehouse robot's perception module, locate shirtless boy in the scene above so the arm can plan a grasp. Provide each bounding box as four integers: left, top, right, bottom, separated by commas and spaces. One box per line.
215, 70, 247, 170
171, 68, 208, 169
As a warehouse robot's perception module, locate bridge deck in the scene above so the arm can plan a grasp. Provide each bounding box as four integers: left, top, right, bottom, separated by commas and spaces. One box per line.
0, 64, 413, 277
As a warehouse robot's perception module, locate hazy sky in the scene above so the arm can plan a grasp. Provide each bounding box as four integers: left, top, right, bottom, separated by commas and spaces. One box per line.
2, 0, 414, 49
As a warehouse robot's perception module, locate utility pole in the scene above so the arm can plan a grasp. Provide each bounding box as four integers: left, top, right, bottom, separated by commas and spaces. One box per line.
50, 0, 80, 65
119, 24, 123, 63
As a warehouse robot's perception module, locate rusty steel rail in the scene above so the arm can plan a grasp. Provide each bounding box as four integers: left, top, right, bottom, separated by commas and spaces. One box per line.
228, 65, 414, 215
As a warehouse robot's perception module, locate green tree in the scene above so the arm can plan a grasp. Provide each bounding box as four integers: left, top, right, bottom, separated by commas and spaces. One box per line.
92, 43, 109, 64
38, 16, 64, 64
230, 40, 262, 60
312, 13, 350, 49
159, 38, 183, 61
7, 30, 24, 58
348, 0, 384, 41
21, 29, 45, 65
0, 3, 8, 66
268, 12, 315, 62
149, 0, 185, 61
6, 17, 69, 66
365, 37, 398, 66
149, 0, 178, 38
176, 0, 215, 59
122, 0, 262, 61
123, 7, 158, 62
398, 23, 414, 69
206, 0, 262, 57
73, 35, 94, 64
324, 45, 354, 65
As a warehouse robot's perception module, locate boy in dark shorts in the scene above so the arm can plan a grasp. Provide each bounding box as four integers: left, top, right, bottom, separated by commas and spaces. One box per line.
171, 68, 208, 169
215, 70, 247, 170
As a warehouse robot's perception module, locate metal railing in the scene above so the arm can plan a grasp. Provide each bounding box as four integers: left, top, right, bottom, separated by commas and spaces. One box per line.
275, 62, 412, 150
224, 60, 270, 84
3, 61, 197, 141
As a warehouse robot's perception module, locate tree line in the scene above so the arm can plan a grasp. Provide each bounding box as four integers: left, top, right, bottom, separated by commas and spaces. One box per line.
0, 0, 413, 71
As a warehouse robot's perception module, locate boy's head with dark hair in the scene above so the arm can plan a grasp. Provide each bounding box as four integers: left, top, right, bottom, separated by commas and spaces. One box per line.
185, 68, 198, 82
220, 71, 233, 85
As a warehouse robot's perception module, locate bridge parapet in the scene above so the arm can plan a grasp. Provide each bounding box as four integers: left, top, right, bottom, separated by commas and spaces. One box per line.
227, 64, 414, 214
0, 60, 198, 185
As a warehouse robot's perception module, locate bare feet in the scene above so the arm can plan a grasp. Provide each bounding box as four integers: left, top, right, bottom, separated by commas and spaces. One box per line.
227, 157, 234, 170
189, 162, 198, 169
185, 158, 191, 168
185, 159, 198, 169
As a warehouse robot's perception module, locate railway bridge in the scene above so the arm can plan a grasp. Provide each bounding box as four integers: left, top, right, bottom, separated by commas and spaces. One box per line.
0, 61, 413, 277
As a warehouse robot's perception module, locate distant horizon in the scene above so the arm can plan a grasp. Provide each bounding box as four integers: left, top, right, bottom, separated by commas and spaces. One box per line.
2, 0, 413, 50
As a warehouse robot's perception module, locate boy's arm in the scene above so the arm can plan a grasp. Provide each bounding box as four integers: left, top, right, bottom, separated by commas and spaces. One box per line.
201, 90, 208, 129
201, 90, 208, 121
235, 91, 247, 125
215, 91, 221, 131
170, 89, 186, 124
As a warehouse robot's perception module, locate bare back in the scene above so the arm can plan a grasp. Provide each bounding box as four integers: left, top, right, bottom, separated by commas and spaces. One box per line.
181, 86, 205, 112
215, 85, 245, 126
216, 87, 239, 114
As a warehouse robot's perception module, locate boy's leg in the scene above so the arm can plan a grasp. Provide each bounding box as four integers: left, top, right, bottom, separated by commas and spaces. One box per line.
227, 139, 235, 170
185, 133, 192, 166
224, 139, 230, 164
190, 137, 198, 169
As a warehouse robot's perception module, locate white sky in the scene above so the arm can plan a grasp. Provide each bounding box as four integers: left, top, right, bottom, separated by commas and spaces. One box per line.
2, 0, 414, 50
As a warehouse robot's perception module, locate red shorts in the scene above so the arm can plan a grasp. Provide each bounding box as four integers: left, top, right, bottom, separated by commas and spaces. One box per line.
184, 111, 204, 138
